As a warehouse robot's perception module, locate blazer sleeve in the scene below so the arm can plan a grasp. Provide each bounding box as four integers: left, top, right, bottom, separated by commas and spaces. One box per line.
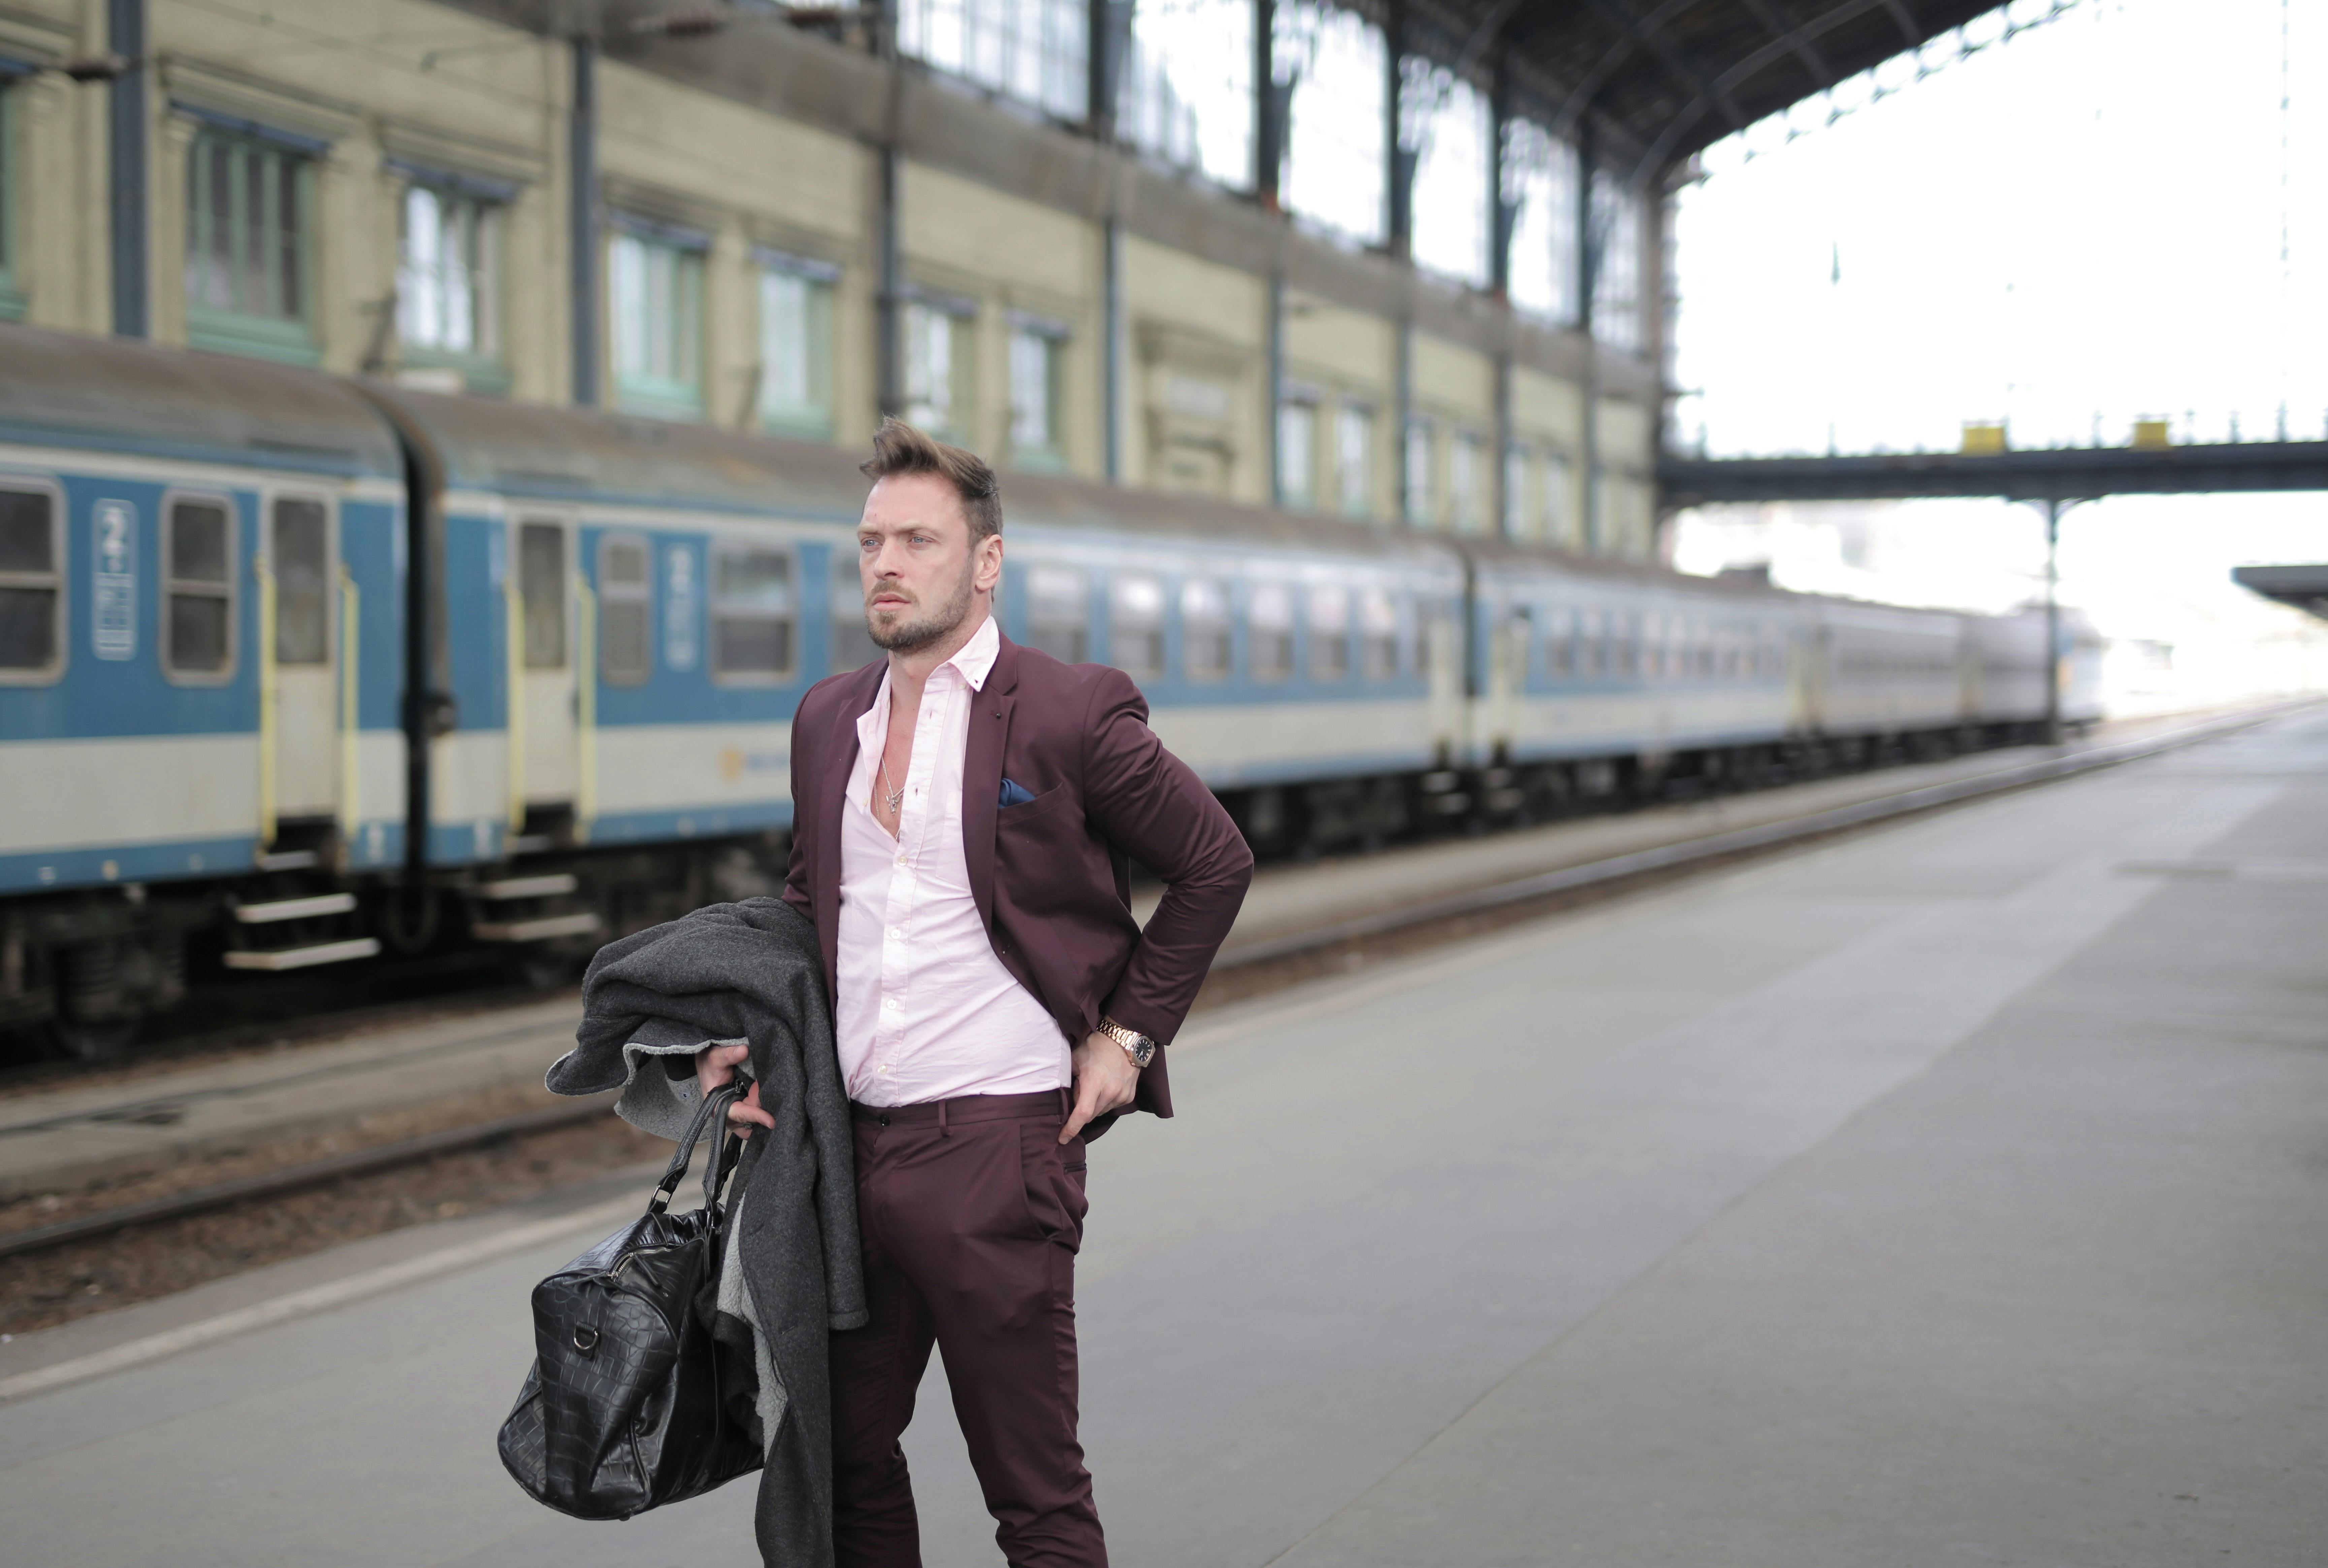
783, 692, 818, 927
1076, 667, 1254, 1046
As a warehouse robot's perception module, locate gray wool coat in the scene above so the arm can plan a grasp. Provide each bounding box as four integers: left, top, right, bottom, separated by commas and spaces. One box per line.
547, 896, 866, 1568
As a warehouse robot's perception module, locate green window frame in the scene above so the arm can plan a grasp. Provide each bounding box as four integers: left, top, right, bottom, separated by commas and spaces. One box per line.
1007, 315, 1068, 471
611, 220, 708, 421
397, 173, 510, 395
757, 251, 839, 439
184, 123, 319, 366
903, 294, 976, 443
0, 73, 25, 321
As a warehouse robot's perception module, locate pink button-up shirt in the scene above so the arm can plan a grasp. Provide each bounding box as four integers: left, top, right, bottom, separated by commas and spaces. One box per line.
835, 614, 1070, 1107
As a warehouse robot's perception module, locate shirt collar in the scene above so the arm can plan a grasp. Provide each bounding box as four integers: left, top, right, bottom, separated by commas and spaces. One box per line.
946, 613, 1000, 693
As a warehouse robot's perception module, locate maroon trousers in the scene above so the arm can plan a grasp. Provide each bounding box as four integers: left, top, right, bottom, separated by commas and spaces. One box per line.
830, 1091, 1103, 1568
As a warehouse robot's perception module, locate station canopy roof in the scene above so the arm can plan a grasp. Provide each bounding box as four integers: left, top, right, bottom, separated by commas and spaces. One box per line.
1410, 0, 2008, 175
2231, 565, 2328, 623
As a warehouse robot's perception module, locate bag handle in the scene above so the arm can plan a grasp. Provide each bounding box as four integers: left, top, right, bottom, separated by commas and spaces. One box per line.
648, 1078, 747, 1216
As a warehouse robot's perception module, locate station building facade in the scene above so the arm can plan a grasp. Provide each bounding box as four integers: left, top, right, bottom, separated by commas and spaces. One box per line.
0, 0, 1667, 558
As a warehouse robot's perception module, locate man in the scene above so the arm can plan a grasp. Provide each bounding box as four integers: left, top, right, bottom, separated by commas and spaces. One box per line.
698, 418, 1252, 1567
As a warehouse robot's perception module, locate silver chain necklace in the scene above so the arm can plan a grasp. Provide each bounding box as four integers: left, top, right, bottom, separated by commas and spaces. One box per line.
877, 755, 905, 817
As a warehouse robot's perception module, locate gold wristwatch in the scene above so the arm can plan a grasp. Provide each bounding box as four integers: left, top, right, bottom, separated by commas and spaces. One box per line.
1095, 1015, 1157, 1068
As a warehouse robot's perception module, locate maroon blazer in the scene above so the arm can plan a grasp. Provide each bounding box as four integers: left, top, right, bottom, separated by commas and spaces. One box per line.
783, 627, 1253, 1125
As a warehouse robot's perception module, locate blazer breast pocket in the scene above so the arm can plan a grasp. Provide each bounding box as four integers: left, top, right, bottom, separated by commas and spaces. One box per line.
996, 782, 1074, 827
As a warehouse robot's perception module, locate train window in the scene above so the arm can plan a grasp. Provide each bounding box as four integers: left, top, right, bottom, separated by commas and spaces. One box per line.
1248, 583, 1293, 683
1025, 565, 1088, 664
271, 498, 330, 666
1180, 579, 1230, 681
1502, 606, 1534, 689
519, 522, 567, 669
164, 497, 235, 679
1359, 587, 1398, 681
598, 535, 652, 686
0, 486, 62, 678
1610, 613, 1635, 677
1543, 607, 1574, 677
1412, 600, 1433, 679
1639, 613, 1662, 679
1307, 586, 1349, 682
1578, 608, 1603, 676
1109, 574, 1165, 681
712, 543, 795, 680
830, 551, 882, 674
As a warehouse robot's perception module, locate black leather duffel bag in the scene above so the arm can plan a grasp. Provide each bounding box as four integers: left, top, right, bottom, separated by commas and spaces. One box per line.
498, 1082, 763, 1519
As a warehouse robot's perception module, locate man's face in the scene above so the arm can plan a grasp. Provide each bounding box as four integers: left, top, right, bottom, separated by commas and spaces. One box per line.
857, 471, 1001, 654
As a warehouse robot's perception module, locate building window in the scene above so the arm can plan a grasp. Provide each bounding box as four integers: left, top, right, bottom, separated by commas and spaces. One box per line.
1025, 564, 1088, 663
1276, 395, 1317, 510
518, 522, 567, 669
1181, 578, 1229, 682
185, 128, 316, 365
1335, 403, 1372, 520
1307, 585, 1349, 682
904, 296, 975, 442
830, 551, 882, 674
1108, 574, 1164, 681
611, 225, 706, 420
598, 535, 652, 686
398, 182, 504, 391
897, 0, 1089, 123
271, 498, 330, 666
164, 496, 236, 680
1502, 444, 1528, 540
0, 485, 60, 678
1009, 319, 1068, 469
1544, 453, 1572, 547
1248, 583, 1293, 683
1402, 418, 1433, 526
712, 543, 795, 681
1450, 433, 1484, 535
0, 80, 23, 320
759, 256, 838, 437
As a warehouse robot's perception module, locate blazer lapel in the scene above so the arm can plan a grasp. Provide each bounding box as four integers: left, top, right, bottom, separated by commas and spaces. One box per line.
961, 630, 1019, 933
815, 661, 883, 996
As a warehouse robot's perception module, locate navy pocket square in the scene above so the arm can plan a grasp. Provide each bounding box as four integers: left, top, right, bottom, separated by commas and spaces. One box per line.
999, 778, 1038, 809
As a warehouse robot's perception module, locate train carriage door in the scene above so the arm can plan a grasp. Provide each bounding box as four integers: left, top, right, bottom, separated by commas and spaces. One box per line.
1488, 602, 1529, 760
512, 517, 579, 811
265, 494, 340, 822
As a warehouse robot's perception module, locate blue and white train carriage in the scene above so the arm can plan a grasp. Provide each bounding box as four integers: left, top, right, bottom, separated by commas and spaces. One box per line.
0, 319, 2095, 1052
0, 328, 410, 1049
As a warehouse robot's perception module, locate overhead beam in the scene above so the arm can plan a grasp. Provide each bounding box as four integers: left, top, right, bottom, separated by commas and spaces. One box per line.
1584, 0, 1751, 134
1735, 0, 1836, 91
1659, 442, 2328, 506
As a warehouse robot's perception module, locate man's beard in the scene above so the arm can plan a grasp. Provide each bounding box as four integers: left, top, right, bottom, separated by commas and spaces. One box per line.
866, 561, 975, 653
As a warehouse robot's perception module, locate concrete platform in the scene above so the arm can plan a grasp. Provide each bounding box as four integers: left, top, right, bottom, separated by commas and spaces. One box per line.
1, 705, 2322, 1566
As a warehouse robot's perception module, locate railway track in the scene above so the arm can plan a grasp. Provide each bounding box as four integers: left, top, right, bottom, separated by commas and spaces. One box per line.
0, 700, 2302, 1270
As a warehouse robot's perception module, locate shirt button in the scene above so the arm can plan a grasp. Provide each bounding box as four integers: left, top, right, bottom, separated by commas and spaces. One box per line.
888, 927, 903, 939
895, 856, 907, 869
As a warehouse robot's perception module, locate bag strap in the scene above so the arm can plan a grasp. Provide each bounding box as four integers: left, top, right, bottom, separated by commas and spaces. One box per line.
648, 1079, 746, 1217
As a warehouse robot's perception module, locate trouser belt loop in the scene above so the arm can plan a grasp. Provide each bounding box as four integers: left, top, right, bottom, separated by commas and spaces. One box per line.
1057, 1085, 1070, 1123
938, 1098, 949, 1139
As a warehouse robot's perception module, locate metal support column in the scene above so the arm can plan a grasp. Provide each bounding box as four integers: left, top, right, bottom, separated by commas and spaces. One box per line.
2042, 495, 2062, 745
569, 38, 599, 406
107, 0, 148, 338
1489, 46, 1513, 537
873, 0, 903, 420
1267, 270, 1286, 507
1103, 217, 1124, 482
1577, 121, 1601, 554
1253, 0, 1278, 206
1386, 0, 1414, 524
